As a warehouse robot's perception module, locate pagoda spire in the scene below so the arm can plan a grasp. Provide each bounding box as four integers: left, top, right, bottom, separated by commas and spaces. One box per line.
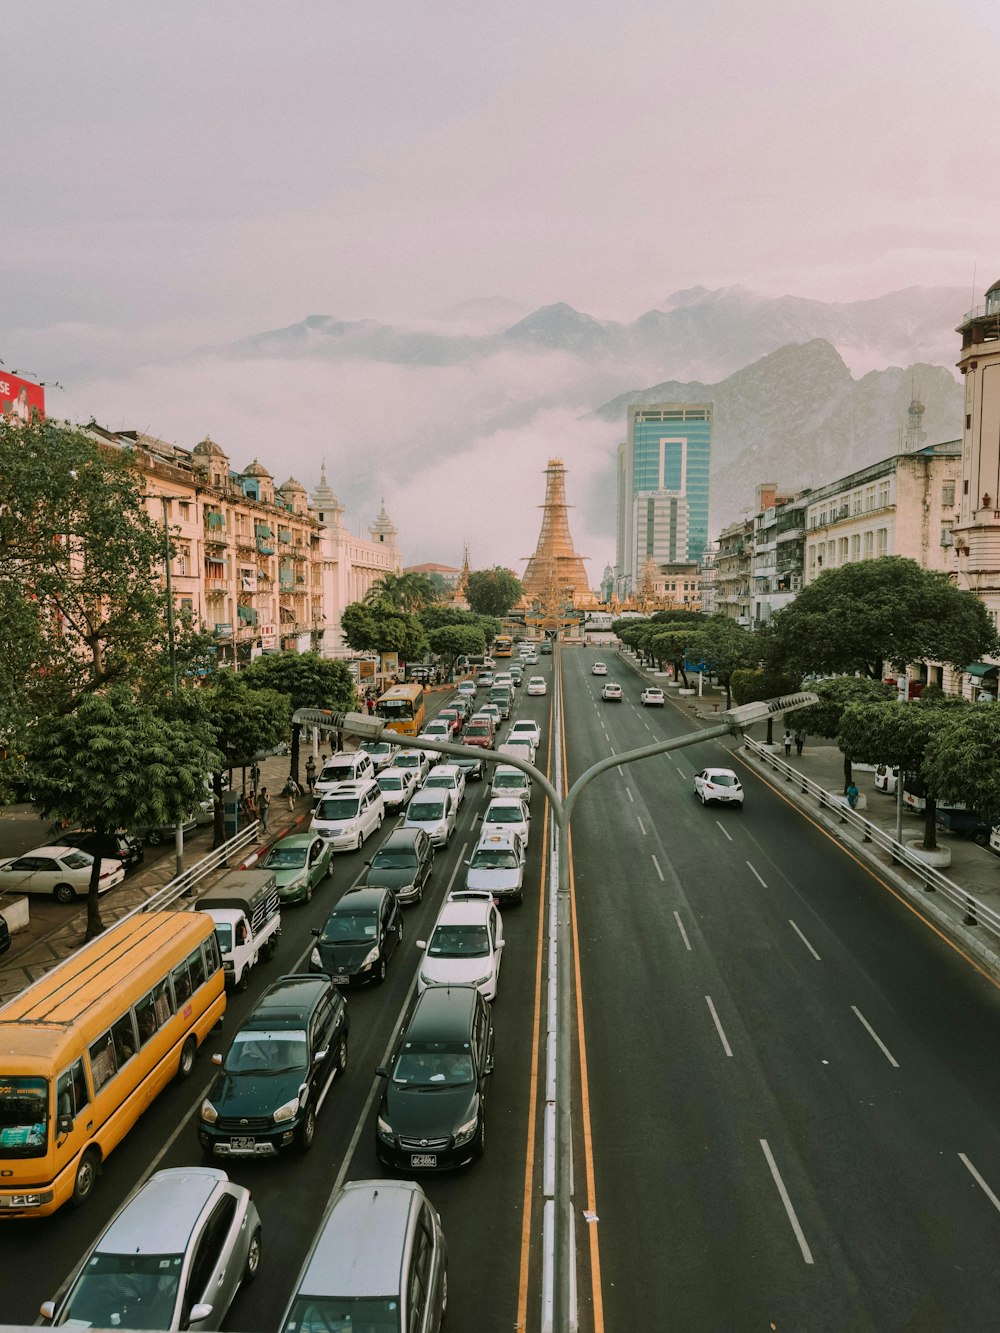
521, 459, 590, 607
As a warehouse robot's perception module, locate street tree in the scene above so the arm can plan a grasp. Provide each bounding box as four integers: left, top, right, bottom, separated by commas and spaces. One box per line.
700, 617, 760, 706
648, 630, 707, 685
766, 557, 998, 681
364, 571, 437, 612
730, 665, 802, 743
241, 651, 355, 783
341, 601, 428, 665
24, 687, 218, 939
202, 673, 291, 846
465, 568, 524, 618
923, 706, 1000, 819
428, 624, 486, 678
838, 697, 969, 849
791, 677, 897, 787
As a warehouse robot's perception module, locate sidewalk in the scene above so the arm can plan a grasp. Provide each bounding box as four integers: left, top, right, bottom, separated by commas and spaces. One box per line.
0, 747, 315, 1004
614, 647, 1000, 985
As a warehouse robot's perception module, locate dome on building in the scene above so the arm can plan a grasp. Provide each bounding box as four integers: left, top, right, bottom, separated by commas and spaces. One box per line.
191, 435, 228, 461
277, 477, 307, 495
242, 458, 272, 479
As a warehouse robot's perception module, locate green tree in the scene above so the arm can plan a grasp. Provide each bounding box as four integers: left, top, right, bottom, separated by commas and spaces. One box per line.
730, 665, 802, 743
341, 601, 428, 665
241, 651, 355, 783
419, 606, 501, 645
364, 571, 437, 612
428, 625, 486, 678
24, 688, 218, 939
700, 617, 760, 706
202, 674, 291, 846
923, 706, 1000, 820
767, 556, 998, 681
465, 568, 524, 618
839, 697, 969, 849
792, 677, 897, 787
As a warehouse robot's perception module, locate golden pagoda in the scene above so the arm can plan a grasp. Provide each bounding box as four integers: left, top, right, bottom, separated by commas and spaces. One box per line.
521, 459, 592, 610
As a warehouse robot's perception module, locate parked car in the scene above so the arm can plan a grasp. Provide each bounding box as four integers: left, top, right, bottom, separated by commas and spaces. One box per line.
935, 807, 998, 845
0, 846, 125, 903
261, 833, 333, 905
39, 1167, 261, 1331
59, 829, 145, 872
364, 827, 434, 905
310, 886, 402, 986
874, 764, 899, 794
135, 815, 198, 846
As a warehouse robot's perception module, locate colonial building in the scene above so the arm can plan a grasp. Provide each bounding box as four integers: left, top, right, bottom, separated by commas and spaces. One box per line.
714, 517, 753, 625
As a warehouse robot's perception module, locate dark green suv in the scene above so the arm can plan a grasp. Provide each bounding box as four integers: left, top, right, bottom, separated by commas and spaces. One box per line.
199, 975, 349, 1158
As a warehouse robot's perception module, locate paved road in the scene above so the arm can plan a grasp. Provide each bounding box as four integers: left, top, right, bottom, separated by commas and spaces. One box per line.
564, 645, 1000, 1332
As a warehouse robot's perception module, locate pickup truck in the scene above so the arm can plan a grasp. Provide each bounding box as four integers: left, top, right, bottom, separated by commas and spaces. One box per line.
197, 868, 282, 990
935, 808, 998, 846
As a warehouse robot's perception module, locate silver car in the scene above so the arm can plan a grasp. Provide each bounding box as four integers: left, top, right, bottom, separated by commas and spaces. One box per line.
41, 1167, 261, 1330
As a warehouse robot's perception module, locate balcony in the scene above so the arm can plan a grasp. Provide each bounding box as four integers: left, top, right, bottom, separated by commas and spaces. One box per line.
256, 538, 275, 556
278, 528, 292, 543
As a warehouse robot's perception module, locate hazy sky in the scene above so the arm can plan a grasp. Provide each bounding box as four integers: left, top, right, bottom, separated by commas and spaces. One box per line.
4, 0, 998, 572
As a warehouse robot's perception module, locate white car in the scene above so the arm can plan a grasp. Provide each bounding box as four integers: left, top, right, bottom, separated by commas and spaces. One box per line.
393, 748, 431, 783
874, 764, 899, 794
0, 845, 125, 904
421, 763, 466, 808
641, 687, 665, 706
520, 648, 538, 664
477, 672, 494, 689
376, 765, 418, 811
591, 661, 608, 675
693, 768, 745, 807
457, 681, 477, 699
526, 676, 547, 696
490, 764, 532, 803
480, 797, 531, 846
478, 703, 503, 729
493, 672, 514, 689
602, 682, 623, 701
402, 791, 457, 847
359, 740, 397, 773
416, 723, 452, 762
498, 737, 536, 767
311, 779, 385, 849
509, 719, 542, 748
416, 891, 505, 1000
465, 831, 527, 905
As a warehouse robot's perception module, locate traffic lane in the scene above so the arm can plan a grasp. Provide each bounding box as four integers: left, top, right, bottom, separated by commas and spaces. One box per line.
570, 671, 1000, 1328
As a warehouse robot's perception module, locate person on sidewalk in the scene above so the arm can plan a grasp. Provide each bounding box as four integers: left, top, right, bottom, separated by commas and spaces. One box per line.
281, 776, 301, 810
258, 788, 270, 832
783, 729, 793, 756
795, 732, 804, 756
846, 782, 859, 810
305, 754, 317, 794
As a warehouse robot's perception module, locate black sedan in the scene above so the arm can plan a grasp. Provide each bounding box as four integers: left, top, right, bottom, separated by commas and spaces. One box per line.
310, 886, 402, 986
363, 828, 434, 905
60, 829, 145, 872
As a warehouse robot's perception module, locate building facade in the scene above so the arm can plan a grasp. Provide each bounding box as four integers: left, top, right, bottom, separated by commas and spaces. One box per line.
616, 403, 712, 589
714, 516, 753, 625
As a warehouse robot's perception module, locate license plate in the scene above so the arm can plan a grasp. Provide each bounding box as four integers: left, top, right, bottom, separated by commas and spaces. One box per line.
331, 974, 350, 984
230, 1137, 256, 1151
410, 1153, 437, 1168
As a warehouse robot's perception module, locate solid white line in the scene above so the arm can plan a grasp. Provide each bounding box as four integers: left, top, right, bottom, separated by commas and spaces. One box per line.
705, 995, 733, 1057
747, 861, 767, 888
715, 821, 732, 842
789, 920, 821, 960
673, 911, 692, 951
959, 1153, 1000, 1215
851, 1005, 899, 1067
637, 816, 647, 836
626, 788, 634, 803
760, 1138, 814, 1264
651, 854, 664, 881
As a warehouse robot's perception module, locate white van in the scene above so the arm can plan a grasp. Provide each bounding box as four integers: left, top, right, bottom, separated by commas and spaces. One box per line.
311, 779, 385, 851
315, 750, 375, 796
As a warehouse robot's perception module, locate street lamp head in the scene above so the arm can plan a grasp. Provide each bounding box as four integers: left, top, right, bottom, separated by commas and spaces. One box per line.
291, 707, 385, 741
724, 692, 819, 728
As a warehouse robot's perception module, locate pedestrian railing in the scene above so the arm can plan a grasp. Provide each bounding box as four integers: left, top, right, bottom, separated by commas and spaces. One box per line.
743, 737, 1000, 944
124, 824, 262, 920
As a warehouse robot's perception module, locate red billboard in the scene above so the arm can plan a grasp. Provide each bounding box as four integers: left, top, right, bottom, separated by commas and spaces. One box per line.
0, 373, 44, 421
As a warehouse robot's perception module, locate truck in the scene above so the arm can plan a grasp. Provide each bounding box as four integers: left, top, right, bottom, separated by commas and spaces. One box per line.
196, 868, 282, 991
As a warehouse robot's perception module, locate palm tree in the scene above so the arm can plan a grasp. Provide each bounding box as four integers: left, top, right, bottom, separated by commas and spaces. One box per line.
364, 571, 437, 612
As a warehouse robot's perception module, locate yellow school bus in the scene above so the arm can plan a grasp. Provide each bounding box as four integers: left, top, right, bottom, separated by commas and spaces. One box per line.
0, 910, 225, 1218
493, 635, 514, 658
375, 681, 426, 737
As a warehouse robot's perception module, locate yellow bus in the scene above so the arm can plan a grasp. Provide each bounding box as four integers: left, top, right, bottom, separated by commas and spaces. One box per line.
375, 681, 426, 737
493, 635, 514, 658
0, 910, 225, 1218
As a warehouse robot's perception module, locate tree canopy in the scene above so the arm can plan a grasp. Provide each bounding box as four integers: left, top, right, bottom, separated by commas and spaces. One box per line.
766, 556, 998, 681
364, 571, 437, 612
241, 651, 355, 782
428, 624, 486, 676
202, 674, 291, 845
340, 601, 428, 663
923, 707, 1000, 819
464, 568, 523, 618
791, 676, 897, 785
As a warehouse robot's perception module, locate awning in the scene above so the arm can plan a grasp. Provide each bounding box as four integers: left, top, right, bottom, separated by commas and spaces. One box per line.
965, 662, 999, 677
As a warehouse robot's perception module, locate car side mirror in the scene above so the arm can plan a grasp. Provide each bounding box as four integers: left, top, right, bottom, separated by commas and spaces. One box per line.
464, 859, 471, 867
314, 1049, 328, 1063
484, 1057, 494, 1075
188, 1303, 214, 1326
57, 1113, 74, 1135
39, 1302, 55, 1321
416, 939, 427, 949
364, 859, 372, 867
375, 1065, 388, 1078
211, 1053, 222, 1066
311, 927, 320, 937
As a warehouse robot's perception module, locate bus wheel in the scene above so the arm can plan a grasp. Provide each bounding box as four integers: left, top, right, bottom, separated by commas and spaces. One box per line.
72, 1149, 100, 1207
177, 1036, 197, 1081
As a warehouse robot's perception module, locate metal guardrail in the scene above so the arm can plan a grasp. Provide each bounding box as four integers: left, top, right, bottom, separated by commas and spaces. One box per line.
743, 737, 1000, 942
119, 824, 263, 921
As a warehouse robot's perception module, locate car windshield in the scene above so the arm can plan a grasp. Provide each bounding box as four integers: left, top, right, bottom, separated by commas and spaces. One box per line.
494, 774, 525, 789
392, 1042, 475, 1087
377, 776, 402, 791
410, 802, 445, 821
226, 1029, 308, 1074
265, 846, 308, 868
471, 849, 518, 869
213, 922, 233, 951
429, 925, 489, 957
424, 775, 454, 788
59, 1252, 184, 1330
319, 765, 354, 782
396, 755, 420, 768
61, 852, 93, 870
0, 1076, 49, 1158
487, 806, 522, 823
372, 849, 416, 869
282, 1295, 400, 1333
361, 742, 391, 757
322, 911, 379, 943
710, 774, 739, 787
315, 798, 360, 820
466, 723, 489, 734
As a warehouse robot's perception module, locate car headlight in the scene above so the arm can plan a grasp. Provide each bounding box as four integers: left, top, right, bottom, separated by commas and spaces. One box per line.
361, 944, 380, 968
200, 1099, 218, 1125
310, 946, 321, 968
273, 1096, 301, 1124
469, 973, 492, 988
377, 1114, 394, 1143
419, 971, 437, 986
453, 1102, 480, 1147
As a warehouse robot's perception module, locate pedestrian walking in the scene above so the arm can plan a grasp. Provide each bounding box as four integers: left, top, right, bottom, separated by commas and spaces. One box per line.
367, 697, 376, 715
250, 761, 261, 792
305, 754, 317, 794
794, 732, 804, 756
281, 776, 301, 810
259, 787, 270, 832
782, 729, 793, 756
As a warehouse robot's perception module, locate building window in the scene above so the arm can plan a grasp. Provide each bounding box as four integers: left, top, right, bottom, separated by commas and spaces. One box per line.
179, 501, 191, 519
877, 528, 888, 556
839, 537, 849, 562
851, 534, 861, 559
878, 481, 890, 508
864, 487, 875, 512
864, 531, 874, 558
853, 493, 862, 515
942, 481, 956, 507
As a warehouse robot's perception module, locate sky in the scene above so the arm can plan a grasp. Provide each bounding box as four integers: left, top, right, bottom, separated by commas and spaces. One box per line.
4, 0, 999, 574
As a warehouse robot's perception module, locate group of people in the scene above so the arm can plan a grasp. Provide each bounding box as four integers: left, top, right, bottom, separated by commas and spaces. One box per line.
782, 730, 805, 757
238, 787, 270, 832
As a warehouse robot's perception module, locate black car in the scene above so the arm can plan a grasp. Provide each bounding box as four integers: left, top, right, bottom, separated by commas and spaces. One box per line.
376, 984, 493, 1172
310, 887, 402, 986
363, 828, 434, 905
60, 829, 145, 872
539, 641, 552, 654
199, 974, 349, 1158
454, 752, 485, 782
0, 912, 9, 957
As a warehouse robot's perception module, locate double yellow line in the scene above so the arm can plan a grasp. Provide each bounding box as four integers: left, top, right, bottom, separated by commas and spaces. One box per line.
515, 662, 605, 1331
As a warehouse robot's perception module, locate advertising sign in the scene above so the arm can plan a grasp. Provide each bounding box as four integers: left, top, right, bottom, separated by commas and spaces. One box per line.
358, 660, 376, 680
380, 651, 399, 677
260, 623, 277, 649
0, 373, 44, 421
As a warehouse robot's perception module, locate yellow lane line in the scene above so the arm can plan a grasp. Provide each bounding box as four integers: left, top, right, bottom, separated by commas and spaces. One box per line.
515, 691, 554, 1331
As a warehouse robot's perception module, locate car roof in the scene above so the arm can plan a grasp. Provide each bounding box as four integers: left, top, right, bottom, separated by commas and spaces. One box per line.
475, 829, 522, 851
329, 886, 386, 912
99, 1168, 226, 1255
19, 845, 83, 858
405, 983, 479, 1041
493, 764, 527, 777
380, 827, 425, 849
295, 1179, 421, 1298
276, 832, 323, 849
435, 898, 493, 927
248, 974, 331, 1026
486, 797, 527, 810
319, 778, 379, 795
378, 766, 411, 780
703, 767, 739, 777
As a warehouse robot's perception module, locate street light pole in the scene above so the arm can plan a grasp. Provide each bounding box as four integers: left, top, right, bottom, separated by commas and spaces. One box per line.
144, 491, 184, 879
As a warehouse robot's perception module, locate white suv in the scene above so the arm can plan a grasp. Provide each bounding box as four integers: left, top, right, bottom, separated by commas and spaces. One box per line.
315, 750, 376, 796
311, 779, 385, 851
416, 890, 505, 1000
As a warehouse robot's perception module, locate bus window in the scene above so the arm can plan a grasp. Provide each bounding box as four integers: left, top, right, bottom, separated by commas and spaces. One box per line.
89, 1033, 118, 1093
56, 1060, 90, 1123
0, 1077, 48, 1155
204, 932, 221, 977
135, 993, 158, 1047
151, 977, 174, 1027
110, 1014, 138, 1067
187, 947, 206, 993
172, 961, 193, 1007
